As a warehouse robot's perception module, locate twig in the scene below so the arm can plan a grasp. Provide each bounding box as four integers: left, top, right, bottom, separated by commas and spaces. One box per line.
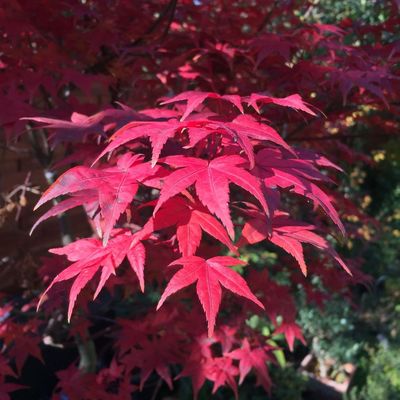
150, 377, 163, 400
256, 1, 278, 33
160, 0, 177, 40
86, 0, 177, 73
128, 0, 178, 47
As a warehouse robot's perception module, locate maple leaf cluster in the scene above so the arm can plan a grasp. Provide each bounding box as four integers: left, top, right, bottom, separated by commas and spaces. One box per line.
31, 90, 350, 336
26, 90, 359, 398
0, 0, 398, 398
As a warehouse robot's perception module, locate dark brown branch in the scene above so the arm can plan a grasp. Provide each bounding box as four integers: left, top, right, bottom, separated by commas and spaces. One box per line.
160, 0, 177, 40
256, 1, 278, 33
86, 0, 177, 74
128, 0, 177, 47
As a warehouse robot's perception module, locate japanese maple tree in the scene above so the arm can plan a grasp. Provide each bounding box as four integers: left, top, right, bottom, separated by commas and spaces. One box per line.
0, 1, 399, 399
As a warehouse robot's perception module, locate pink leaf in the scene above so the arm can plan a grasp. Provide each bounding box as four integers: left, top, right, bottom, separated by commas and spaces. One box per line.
157, 256, 263, 336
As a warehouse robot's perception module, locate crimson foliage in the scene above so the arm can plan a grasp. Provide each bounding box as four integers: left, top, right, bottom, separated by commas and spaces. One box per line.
1, 1, 399, 399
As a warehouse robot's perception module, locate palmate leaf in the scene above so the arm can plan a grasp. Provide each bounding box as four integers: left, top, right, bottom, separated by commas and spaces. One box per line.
245, 93, 317, 115
37, 231, 146, 320
160, 91, 244, 121
10, 0, 398, 395
206, 357, 239, 399
30, 190, 97, 235
22, 105, 148, 144
240, 211, 351, 275
221, 115, 295, 166
139, 196, 237, 256
34, 154, 157, 245
157, 256, 264, 337
94, 113, 292, 169
254, 148, 345, 234
122, 336, 178, 391
160, 90, 316, 120
30, 87, 351, 354
155, 155, 269, 239
8, 332, 44, 375
93, 119, 184, 167
226, 338, 273, 392
274, 322, 306, 352
53, 364, 115, 400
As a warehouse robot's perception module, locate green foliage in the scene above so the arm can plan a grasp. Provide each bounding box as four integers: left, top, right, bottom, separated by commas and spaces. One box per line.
363, 139, 400, 277
268, 365, 308, 400
298, 298, 364, 365
348, 345, 400, 400
299, 0, 390, 25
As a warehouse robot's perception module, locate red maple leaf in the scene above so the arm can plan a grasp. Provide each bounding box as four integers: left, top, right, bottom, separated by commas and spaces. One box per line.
7, 332, 43, 375
139, 195, 237, 256
34, 154, 157, 245
206, 357, 239, 399
274, 322, 306, 352
23, 105, 147, 144
54, 364, 112, 400
123, 337, 177, 391
254, 148, 345, 234
93, 119, 184, 167
241, 210, 350, 275
160, 91, 244, 121
95, 113, 292, 170
2, 322, 44, 375
38, 230, 145, 320
245, 93, 316, 115
176, 344, 210, 399
213, 115, 294, 168
156, 155, 269, 239
157, 256, 264, 336
226, 338, 273, 392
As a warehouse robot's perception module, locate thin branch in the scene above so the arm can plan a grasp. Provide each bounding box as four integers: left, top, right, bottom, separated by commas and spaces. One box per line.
160, 0, 177, 40
129, 0, 177, 47
150, 377, 163, 400
86, 0, 177, 74
256, 1, 278, 33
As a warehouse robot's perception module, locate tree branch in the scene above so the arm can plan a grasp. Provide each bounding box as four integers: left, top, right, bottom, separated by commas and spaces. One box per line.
127, 0, 177, 47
